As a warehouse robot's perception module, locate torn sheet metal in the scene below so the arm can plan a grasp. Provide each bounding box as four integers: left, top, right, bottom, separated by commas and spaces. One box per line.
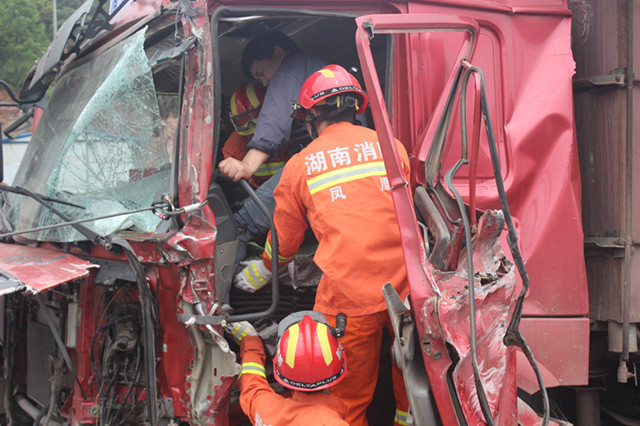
165, 215, 217, 264
429, 210, 517, 425
0, 242, 97, 295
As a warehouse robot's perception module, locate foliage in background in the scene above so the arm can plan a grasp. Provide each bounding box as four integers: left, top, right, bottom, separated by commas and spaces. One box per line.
0, 0, 84, 90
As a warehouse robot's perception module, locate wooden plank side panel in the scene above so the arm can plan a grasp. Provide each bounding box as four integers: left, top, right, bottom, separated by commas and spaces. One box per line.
572, 0, 640, 322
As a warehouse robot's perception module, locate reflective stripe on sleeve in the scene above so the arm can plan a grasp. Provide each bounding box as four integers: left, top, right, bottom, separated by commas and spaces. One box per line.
254, 161, 285, 177
232, 325, 249, 343
239, 362, 266, 379
306, 161, 387, 195
264, 239, 295, 265
394, 409, 408, 425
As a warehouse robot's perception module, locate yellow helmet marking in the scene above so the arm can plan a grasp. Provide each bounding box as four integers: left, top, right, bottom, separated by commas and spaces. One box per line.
286, 324, 300, 368
246, 82, 261, 109
230, 91, 239, 116
316, 323, 334, 366
317, 69, 335, 78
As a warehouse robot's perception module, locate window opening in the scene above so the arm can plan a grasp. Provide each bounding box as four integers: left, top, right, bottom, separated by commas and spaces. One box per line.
5, 29, 175, 242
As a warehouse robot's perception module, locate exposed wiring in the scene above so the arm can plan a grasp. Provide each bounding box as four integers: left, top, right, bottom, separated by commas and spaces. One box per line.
109, 236, 159, 426
90, 285, 146, 425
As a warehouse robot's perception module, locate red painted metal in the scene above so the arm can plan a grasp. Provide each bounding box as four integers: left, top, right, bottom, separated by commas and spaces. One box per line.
433, 211, 518, 425
179, 0, 216, 225
108, 0, 164, 32
517, 398, 562, 426
0, 242, 96, 293
64, 270, 101, 424
2, 0, 596, 424
515, 349, 560, 395
519, 317, 591, 388
355, 1, 590, 422
406, 2, 587, 317
148, 265, 194, 419
355, 14, 468, 423
356, 13, 524, 425
380, 1, 588, 388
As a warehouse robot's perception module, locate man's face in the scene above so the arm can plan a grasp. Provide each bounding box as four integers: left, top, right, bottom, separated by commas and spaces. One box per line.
249, 48, 284, 87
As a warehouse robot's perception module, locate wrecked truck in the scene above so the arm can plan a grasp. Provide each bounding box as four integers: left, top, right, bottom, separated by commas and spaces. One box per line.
1, 0, 629, 424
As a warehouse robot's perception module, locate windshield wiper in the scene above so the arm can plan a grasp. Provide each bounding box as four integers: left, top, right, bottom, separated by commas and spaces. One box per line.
0, 185, 115, 252
0, 185, 86, 209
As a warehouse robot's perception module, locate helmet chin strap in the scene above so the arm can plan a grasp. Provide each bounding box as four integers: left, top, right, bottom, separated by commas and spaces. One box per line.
305, 109, 321, 140
309, 122, 319, 140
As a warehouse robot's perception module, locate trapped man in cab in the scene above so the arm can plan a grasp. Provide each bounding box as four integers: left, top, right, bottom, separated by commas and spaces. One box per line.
219, 30, 327, 271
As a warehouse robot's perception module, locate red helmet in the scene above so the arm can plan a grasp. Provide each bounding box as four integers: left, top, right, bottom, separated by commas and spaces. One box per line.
293, 64, 368, 120
230, 81, 267, 135
273, 311, 347, 391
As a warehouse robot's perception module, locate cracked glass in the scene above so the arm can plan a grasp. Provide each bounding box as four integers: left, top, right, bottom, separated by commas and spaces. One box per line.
4, 29, 172, 242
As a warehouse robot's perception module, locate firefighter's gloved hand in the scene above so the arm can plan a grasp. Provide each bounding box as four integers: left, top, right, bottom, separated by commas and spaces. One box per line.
224, 321, 258, 344
234, 260, 272, 293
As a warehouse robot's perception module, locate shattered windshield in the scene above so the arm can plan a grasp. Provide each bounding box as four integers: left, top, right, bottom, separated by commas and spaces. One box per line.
3, 29, 173, 242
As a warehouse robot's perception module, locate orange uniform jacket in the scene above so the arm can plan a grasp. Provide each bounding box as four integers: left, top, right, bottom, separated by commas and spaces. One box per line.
238, 335, 350, 426
222, 131, 289, 187
262, 122, 411, 316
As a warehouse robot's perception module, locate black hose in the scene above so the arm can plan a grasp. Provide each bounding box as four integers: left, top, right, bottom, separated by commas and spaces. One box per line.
227, 179, 279, 322
3, 297, 14, 425
32, 401, 51, 426
459, 64, 550, 425
115, 346, 142, 425
0, 80, 44, 104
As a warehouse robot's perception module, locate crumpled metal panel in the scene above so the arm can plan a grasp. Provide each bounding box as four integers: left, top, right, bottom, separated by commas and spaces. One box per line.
428, 210, 517, 424
389, 0, 588, 391
0, 242, 96, 294
164, 215, 217, 265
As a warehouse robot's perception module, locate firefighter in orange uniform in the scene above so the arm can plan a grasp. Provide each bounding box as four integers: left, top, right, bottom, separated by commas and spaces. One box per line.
224, 81, 289, 188
234, 64, 410, 426
225, 311, 350, 425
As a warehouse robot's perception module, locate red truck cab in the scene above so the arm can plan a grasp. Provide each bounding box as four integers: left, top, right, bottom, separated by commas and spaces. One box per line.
0, 0, 600, 424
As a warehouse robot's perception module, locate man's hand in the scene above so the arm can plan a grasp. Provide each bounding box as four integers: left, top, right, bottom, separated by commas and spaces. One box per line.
224, 321, 258, 344
218, 158, 254, 182
219, 149, 270, 182
234, 259, 272, 293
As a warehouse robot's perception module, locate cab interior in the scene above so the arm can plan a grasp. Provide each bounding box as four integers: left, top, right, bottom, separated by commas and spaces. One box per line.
209, 10, 398, 424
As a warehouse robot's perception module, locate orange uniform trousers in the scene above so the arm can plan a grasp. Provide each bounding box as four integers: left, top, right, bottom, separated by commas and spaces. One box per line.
325, 312, 409, 426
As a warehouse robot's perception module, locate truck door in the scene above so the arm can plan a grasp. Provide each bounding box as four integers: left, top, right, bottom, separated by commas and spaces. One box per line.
354, 14, 520, 425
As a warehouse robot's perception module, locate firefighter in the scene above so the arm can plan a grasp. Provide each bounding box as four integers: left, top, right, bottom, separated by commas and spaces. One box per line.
225, 312, 350, 425
223, 81, 290, 188
234, 64, 410, 426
